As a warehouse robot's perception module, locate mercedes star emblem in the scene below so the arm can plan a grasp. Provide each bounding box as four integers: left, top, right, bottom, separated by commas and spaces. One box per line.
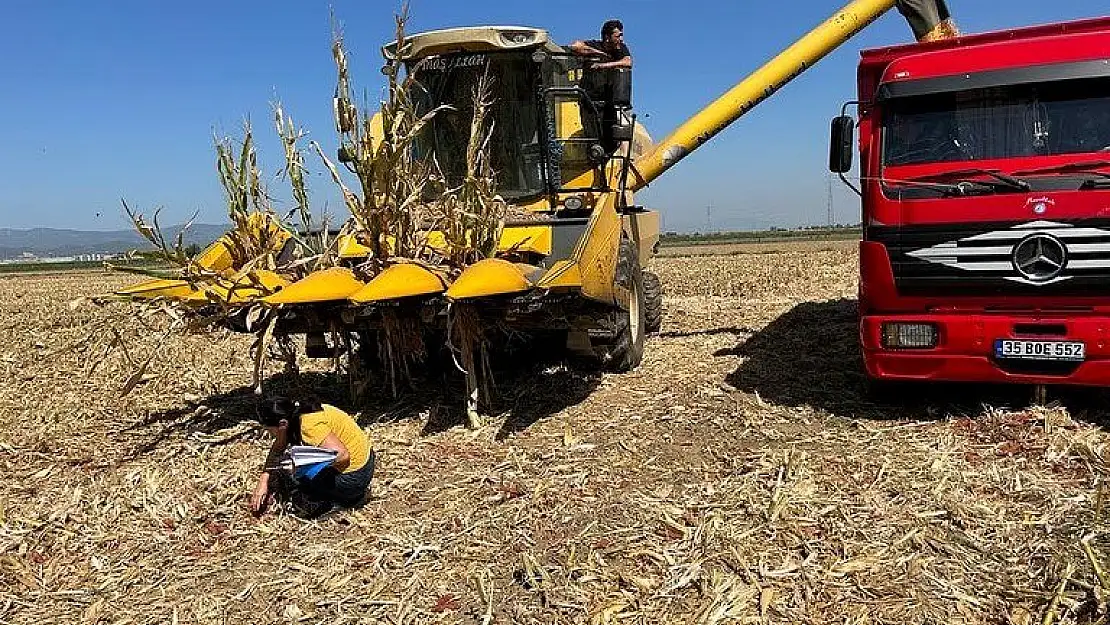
1012, 234, 1068, 283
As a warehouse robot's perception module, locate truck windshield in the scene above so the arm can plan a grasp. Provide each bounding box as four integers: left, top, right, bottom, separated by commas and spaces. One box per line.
883, 76, 1110, 167
410, 52, 544, 199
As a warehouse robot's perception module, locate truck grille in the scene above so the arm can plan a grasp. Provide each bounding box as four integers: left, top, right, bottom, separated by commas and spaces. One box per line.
869, 219, 1110, 297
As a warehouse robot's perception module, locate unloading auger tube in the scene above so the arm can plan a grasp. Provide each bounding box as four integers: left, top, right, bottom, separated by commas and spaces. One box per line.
628, 0, 954, 192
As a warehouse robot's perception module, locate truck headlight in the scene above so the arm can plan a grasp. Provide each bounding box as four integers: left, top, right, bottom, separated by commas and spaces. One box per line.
881, 322, 938, 349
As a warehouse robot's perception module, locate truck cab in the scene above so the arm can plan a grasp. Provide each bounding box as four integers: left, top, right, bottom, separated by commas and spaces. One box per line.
832, 16, 1110, 387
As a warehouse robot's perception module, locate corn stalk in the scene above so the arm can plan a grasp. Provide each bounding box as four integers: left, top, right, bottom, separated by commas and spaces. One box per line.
115, 202, 206, 281
111, 6, 510, 416
214, 123, 286, 271
448, 303, 493, 428
317, 10, 446, 274
437, 70, 507, 270
274, 102, 331, 272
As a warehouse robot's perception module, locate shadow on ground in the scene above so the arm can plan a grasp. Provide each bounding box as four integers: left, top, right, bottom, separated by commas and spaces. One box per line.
116, 370, 346, 463
338, 347, 602, 440
122, 340, 602, 459
390, 344, 603, 440
723, 299, 1109, 421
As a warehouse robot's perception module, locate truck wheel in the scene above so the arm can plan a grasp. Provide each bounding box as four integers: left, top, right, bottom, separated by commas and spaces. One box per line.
599, 238, 646, 372
643, 271, 663, 334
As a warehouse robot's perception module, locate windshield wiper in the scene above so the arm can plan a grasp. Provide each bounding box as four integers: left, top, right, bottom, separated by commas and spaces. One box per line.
883, 178, 1004, 197
1012, 159, 1110, 189
1080, 178, 1110, 190
1012, 160, 1110, 177
906, 168, 1031, 192
1011, 161, 1110, 190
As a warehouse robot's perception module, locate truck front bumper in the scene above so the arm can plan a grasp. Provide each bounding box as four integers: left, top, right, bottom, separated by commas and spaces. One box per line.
861, 314, 1110, 386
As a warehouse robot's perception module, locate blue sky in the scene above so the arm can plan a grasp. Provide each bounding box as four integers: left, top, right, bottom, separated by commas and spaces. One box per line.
1, 1, 1104, 232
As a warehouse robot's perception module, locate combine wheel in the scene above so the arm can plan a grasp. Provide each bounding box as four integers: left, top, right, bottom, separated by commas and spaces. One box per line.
598, 238, 646, 372
643, 270, 663, 334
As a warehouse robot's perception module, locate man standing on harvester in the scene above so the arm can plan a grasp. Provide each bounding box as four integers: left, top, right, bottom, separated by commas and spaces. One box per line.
567, 4, 953, 70
570, 19, 633, 69
570, 19, 636, 156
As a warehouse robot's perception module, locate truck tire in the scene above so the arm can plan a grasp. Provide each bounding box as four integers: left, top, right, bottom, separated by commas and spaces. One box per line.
599, 238, 646, 372
643, 271, 663, 334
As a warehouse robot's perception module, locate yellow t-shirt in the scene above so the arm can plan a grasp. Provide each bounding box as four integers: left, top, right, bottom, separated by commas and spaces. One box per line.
299, 404, 371, 473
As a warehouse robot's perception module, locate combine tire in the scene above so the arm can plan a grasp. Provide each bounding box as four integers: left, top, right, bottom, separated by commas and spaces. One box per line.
599, 238, 646, 372
643, 271, 663, 334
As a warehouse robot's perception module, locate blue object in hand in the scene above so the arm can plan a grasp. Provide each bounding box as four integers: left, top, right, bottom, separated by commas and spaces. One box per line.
295, 461, 331, 481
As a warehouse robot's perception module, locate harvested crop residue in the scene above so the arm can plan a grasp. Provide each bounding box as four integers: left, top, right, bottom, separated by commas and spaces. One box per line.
2, 241, 1108, 624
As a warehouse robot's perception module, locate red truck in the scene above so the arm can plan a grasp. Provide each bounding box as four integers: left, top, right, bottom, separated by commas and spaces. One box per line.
830, 16, 1110, 390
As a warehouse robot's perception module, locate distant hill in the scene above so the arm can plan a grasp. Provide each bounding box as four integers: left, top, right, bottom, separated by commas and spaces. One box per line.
0, 224, 229, 259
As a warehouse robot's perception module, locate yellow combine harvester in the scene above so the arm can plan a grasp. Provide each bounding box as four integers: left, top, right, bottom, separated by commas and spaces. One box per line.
117, 0, 953, 391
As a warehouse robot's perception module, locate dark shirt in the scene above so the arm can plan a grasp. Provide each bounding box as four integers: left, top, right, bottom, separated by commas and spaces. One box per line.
583, 40, 631, 63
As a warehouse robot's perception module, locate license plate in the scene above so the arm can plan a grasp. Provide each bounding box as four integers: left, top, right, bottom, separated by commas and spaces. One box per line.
994, 339, 1085, 361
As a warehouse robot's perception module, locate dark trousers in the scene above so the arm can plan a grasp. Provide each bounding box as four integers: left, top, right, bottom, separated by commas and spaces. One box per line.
299, 450, 375, 509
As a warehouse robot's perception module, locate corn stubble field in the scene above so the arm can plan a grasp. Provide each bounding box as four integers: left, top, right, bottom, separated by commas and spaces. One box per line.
3, 239, 1110, 625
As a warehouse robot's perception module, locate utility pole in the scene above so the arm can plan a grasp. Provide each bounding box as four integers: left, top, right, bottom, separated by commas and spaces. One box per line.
826, 174, 834, 227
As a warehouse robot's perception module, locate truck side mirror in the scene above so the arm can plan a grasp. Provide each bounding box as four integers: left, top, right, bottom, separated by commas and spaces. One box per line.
829, 115, 855, 173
